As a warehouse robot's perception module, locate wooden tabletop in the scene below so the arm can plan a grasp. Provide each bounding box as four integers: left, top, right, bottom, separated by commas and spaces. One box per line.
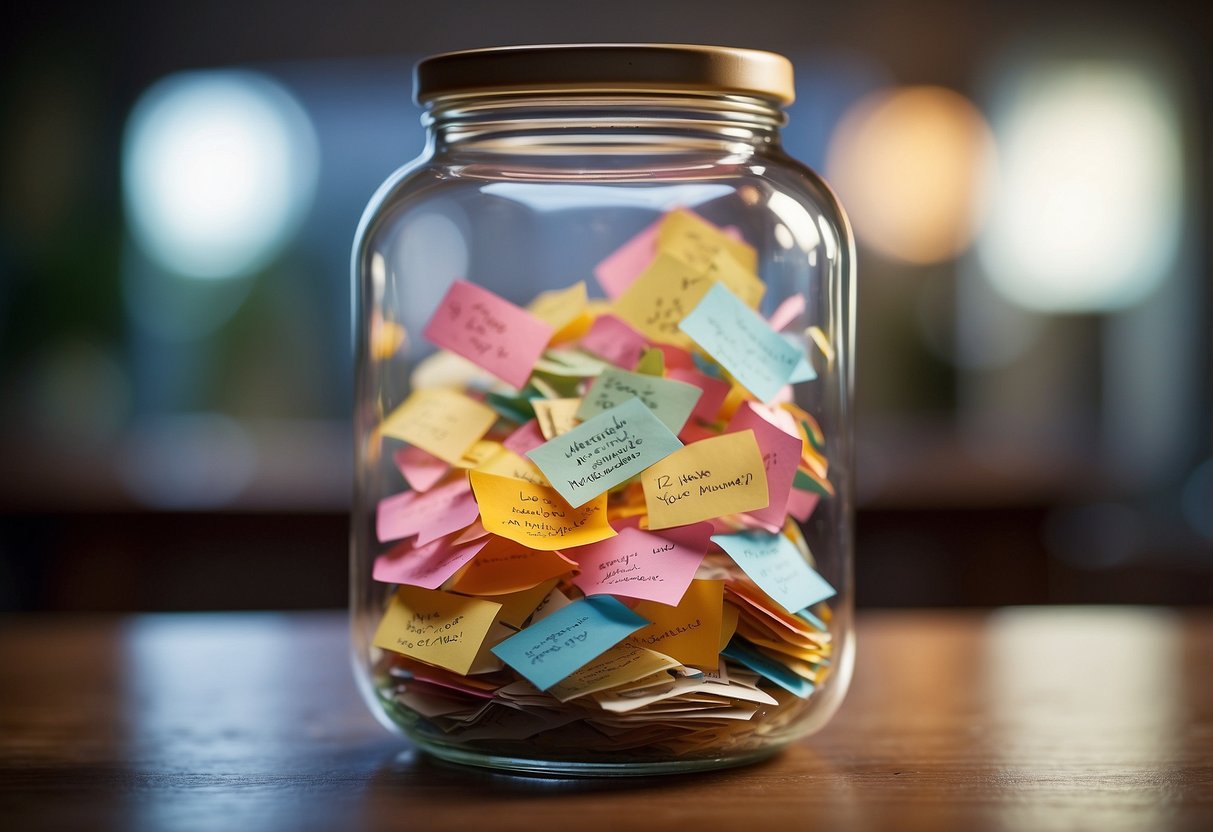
1, 608, 1210, 832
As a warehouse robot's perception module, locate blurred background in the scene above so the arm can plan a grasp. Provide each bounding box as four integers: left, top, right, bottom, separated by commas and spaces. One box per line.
1, 0, 1209, 612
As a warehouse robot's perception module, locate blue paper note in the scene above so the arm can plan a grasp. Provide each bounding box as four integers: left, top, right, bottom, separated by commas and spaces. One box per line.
783, 335, 817, 383
576, 368, 703, 434
527, 397, 683, 508
711, 530, 836, 614
678, 283, 803, 403
491, 596, 650, 690
722, 639, 815, 698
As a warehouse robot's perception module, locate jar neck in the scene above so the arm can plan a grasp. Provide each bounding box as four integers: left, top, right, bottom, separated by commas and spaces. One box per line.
423, 92, 786, 155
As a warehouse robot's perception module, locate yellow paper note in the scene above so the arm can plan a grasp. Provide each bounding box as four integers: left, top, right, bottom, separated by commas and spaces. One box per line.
469, 470, 615, 551
547, 644, 679, 703
451, 537, 577, 595
612, 254, 714, 345
380, 388, 497, 465
700, 251, 765, 309
475, 447, 551, 487
528, 281, 588, 340
452, 439, 504, 469
372, 585, 502, 675
629, 579, 725, 668
720, 602, 741, 650
657, 208, 758, 274
641, 430, 769, 529
532, 398, 582, 439
485, 578, 559, 628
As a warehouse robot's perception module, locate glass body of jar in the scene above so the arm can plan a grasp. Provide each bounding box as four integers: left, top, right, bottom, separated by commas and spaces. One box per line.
351, 46, 856, 776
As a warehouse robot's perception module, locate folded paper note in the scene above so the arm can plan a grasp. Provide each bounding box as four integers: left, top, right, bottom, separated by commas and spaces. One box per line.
380, 388, 498, 465
629, 579, 725, 668
393, 445, 449, 493
727, 402, 804, 528
547, 644, 680, 702
423, 279, 554, 389
711, 529, 836, 614
376, 478, 479, 544
658, 208, 758, 274
491, 595, 650, 690
469, 470, 614, 550
527, 398, 682, 508
641, 429, 769, 529
576, 368, 702, 434
570, 525, 706, 606
579, 314, 648, 369
451, 537, 577, 596
532, 398, 582, 440
373, 585, 503, 676
373, 534, 489, 590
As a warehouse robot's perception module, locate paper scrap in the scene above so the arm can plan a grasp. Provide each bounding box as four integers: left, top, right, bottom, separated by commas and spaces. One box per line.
373, 535, 489, 590
380, 388, 498, 465
629, 579, 725, 667
727, 402, 804, 528
474, 447, 551, 487
579, 314, 648, 368
532, 398, 582, 439
393, 445, 449, 493
451, 537, 576, 596
657, 208, 758, 274
641, 430, 769, 529
486, 579, 559, 628
679, 282, 803, 403
527, 398, 683, 508
502, 419, 546, 455
376, 478, 479, 545
527, 281, 588, 337
423, 279, 554, 389
612, 254, 716, 344
469, 470, 615, 550
712, 530, 836, 613
373, 585, 502, 676
576, 368, 702, 434
491, 595, 650, 690
594, 219, 661, 298
722, 638, 815, 697
570, 525, 706, 605
548, 645, 680, 702
667, 367, 731, 423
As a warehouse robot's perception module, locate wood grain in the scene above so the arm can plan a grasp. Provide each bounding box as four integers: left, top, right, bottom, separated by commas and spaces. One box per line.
1, 609, 1210, 831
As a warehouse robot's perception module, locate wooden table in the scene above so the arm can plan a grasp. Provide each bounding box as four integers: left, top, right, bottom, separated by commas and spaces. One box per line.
2, 609, 1210, 831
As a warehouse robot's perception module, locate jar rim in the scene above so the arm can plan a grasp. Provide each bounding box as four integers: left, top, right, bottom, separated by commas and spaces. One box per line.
414, 44, 795, 107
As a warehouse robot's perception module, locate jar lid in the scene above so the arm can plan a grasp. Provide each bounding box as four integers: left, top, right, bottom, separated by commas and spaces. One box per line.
415, 44, 795, 106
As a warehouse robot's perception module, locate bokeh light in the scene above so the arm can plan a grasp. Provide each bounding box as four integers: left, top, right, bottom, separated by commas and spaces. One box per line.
122, 70, 318, 280
825, 85, 994, 265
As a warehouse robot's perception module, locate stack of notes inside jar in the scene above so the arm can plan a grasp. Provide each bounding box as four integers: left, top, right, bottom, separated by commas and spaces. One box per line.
371, 208, 838, 754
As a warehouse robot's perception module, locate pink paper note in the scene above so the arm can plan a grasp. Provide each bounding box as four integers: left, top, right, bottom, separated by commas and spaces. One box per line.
422, 280, 555, 390
373, 535, 490, 589
768, 295, 806, 332
593, 220, 660, 298
787, 488, 821, 523
570, 526, 706, 606
655, 343, 697, 371
668, 368, 731, 423
579, 314, 649, 369
376, 478, 479, 544
502, 419, 546, 455
393, 445, 450, 493
726, 402, 803, 527
678, 421, 719, 445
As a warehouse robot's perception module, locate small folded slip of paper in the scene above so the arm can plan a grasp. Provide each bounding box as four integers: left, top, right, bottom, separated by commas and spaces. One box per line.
576, 368, 702, 434
711, 529, 836, 614
678, 282, 806, 404
526, 397, 683, 508
373, 585, 503, 676
422, 279, 555, 390
641, 429, 770, 529
569, 525, 706, 606
376, 478, 480, 545
379, 388, 498, 465
491, 595, 650, 690
469, 470, 615, 551
727, 402, 805, 529
373, 535, 489, 590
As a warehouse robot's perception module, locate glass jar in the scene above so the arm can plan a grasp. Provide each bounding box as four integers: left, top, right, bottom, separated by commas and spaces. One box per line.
350, 44, 855, 775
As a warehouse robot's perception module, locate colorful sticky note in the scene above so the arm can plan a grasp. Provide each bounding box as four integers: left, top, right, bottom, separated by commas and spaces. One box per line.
532, 398, 582, 439
547, 645, 680, 702
657, 208, 758, 274
576, 368, 702, 434
451, 537, 576, 596
393, 445, 450, 493
380, 388, 498, 465
373, 585, 503, 675
502, 419, 546, 455
373, 535, 489, 590
527, 281, 588, 336
570, 525, 706, 605
667, 367, 731, 423
486, 579, 559, 629
641, 429, 769, 529
679, 282, 803, 403
594, 219, 661, 298
579, 314, 649, 368
711, 530, 836, 613
469, 469, 615, 550
721, 638, 815, 697
422, 279, 555, 389
376, 478, 479, 544
628, 579, 725, 668
474, 447, 550, 487
727, 402, 804, 528
527, 398, 683, 508
613, 254, 715, 344
490, 595, 650, 690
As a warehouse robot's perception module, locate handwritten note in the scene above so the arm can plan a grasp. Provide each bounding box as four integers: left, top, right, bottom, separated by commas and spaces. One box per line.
579, 314, 648, 368
678, 282, 803, 403
469, 470, 615, 550
532, 398, 582, 439
526, 398, 682, 508
711, 530, 836, 613
527, 280, 588, 337
474, 447, 550, 487
641, 430, 769, 529
658, 208, 758, 274
379, 388, 498, 465
422, 279, 554, 389
491, 595, 649, 690
570, 526, 706, 605
576, 368, 702, 434
373, 535, 489, 590
376, 478, 479, 544
629, 579, 725, 668
489, 579, 559, 628
450, 537, 576, 596
727, 402, 804, 528
373, 585, 502, 675
547, 644, 679, 702
612, 254, 715, 344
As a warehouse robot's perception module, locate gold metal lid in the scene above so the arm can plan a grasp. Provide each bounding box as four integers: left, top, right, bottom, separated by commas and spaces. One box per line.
415, 44, 795, 106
